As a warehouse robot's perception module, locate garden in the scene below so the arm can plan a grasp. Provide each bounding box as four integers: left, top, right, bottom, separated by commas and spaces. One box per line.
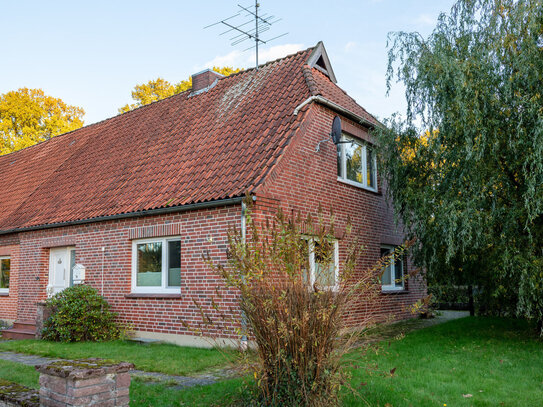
0, 316, 541, 406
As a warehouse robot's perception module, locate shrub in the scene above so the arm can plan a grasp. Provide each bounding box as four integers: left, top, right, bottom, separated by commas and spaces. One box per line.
42, 284, 122, 342
190, 202, 412, 406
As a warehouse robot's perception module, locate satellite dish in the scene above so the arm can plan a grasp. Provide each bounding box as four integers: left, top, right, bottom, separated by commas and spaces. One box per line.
331, 116, 342, 144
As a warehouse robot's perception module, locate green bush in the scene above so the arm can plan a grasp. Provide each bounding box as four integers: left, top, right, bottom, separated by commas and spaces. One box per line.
42, 285, 122, 342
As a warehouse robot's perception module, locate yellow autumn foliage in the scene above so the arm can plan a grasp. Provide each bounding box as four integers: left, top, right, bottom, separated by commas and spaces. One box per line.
0, 88, 85, 156
398, 128, 438, 163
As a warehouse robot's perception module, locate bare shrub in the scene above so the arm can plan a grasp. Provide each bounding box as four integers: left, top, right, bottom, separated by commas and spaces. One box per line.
188, 200, 411, 406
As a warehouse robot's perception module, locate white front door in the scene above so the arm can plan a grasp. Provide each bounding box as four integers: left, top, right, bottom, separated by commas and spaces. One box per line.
48, 247, 75, 296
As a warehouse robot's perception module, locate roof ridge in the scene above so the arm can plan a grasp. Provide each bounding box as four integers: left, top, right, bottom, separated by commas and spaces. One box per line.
217, 44, 317, 83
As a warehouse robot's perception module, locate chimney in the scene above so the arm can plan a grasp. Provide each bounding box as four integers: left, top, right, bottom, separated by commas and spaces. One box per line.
191, 69, 223, 93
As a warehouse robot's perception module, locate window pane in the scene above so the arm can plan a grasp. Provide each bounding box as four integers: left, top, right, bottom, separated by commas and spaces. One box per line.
337, 144, 342, 178
314, 242, 335, 287
137, 242, 162, 287
0, 259, 10, 289
167, 240, 181, 287
345, 141, 363, 183
394, 256, 404, 287
380, 248, 392, 286
367, 147, 376, 188
69, 250, 76, 287
381, 264, 392, 285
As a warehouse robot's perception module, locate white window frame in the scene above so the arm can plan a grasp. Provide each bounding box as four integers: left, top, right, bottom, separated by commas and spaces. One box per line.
131, 237, 181, 294
381, 245, 405, 292
308, 238, 339, 291
337, 134, 378, 192
0, 256, 10, 294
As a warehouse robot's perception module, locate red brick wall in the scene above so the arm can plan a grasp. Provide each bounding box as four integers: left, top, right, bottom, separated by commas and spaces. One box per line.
0, 205, 242, 338
0, 235, 20, 321
254, 103, 426, 326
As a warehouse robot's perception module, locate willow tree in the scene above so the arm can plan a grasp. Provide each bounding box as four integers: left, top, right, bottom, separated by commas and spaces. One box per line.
379, 0, 543, 332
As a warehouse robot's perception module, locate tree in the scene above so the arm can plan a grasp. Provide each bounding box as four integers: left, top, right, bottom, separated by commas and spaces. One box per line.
0, 88, 85, 155
379, 0, 543, 333
119, 66, 242, 113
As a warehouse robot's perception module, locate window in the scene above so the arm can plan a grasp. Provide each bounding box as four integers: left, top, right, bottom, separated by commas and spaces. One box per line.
337, 134, 377, 191
0, 257, 10, 293
380, 245, 404, 291
132, 237, 181, 293
307, 239, 339, 290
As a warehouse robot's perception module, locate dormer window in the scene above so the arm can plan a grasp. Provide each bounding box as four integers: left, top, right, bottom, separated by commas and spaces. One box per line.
337, 134, 377, 191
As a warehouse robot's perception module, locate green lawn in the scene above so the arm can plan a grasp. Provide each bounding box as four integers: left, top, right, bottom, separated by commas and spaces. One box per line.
0, 340, 234, 376
344, 317, 543, 406
0, 359, 39, 389
0, 317, 541, 406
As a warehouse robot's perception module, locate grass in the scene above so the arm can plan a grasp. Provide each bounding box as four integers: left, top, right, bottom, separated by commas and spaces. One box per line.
0, 339, 234, 376
344, 316, 543, 406
0, 317, 541, 406
0, 359, 39, 389
130, 377, 247, 407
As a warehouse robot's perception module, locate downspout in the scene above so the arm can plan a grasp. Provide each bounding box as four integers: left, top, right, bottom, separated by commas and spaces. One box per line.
240, 200, 248, 350
101, 246, 105, 297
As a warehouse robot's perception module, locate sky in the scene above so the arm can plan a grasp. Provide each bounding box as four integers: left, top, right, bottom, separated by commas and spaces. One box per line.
0, 0, 457, 125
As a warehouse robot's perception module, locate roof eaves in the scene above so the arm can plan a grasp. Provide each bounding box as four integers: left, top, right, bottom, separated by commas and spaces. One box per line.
0, 196, 245, 236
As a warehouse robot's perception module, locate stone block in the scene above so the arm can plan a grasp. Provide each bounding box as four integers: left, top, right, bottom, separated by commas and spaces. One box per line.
37, 358, 134, 407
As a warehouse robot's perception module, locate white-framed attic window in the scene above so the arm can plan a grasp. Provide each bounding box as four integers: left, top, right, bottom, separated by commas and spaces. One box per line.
337, 134, 377, 192
131, 237, 181, 293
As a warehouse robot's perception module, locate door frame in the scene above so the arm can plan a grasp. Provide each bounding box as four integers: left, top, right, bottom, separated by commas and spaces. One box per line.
47, 246, 75, 297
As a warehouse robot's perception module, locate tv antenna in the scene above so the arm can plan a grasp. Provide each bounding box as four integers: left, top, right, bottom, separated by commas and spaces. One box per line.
204, 1, 288, 70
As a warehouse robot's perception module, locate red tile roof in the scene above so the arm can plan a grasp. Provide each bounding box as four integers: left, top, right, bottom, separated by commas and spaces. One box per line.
0, 43, 377, 232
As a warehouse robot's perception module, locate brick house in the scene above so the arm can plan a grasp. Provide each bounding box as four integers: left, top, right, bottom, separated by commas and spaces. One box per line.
0, 42, 425, 345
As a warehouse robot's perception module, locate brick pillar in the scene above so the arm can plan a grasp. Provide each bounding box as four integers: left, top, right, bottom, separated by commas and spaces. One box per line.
36, 359, 134, 407
35, 302, 52, 339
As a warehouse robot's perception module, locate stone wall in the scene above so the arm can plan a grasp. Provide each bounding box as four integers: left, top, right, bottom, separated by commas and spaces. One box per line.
0, 379, 38, 407
0, 359, 133, 407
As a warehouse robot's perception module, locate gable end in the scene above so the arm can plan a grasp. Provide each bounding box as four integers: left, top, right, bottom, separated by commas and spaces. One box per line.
306, 41, 337, 83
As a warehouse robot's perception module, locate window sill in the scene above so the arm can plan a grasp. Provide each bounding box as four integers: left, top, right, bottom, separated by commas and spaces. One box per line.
0, 292, 8, 297
337, 178, 379, 194
125, 293, 182, 299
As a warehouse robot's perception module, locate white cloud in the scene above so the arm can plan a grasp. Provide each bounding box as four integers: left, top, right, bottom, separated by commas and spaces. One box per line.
257, 43, 305, 63
202, 43, 305, 69
344, 41, 357, 53
203, 50, 245, 69
415, 13, 436, 26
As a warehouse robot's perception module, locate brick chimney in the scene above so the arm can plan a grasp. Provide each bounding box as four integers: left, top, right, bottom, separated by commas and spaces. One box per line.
191, 69, 223, 93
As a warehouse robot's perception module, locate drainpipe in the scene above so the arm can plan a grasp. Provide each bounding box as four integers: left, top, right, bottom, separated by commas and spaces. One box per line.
240, 200, 248, 350
101, 247, 106, 297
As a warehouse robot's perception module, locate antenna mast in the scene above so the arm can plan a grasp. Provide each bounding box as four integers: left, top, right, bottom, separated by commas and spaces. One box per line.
204, 2, 288, 70
255, 1, 259, 68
